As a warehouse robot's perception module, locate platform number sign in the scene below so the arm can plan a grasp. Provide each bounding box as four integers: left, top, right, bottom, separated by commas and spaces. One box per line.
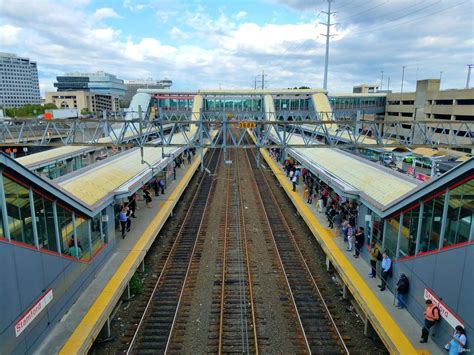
237, 121, 257, 129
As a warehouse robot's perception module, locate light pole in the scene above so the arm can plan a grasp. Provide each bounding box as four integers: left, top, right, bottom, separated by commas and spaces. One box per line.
380, 71, 384, 91
466, 64, 473, 89
401, 66, 406, 93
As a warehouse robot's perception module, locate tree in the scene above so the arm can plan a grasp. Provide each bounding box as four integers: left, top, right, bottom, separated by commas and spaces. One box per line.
81, 107, 92, 115
4, 103, 58, 118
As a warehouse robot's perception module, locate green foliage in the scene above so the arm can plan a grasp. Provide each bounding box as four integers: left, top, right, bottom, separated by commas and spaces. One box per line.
4, 103, 58, 118
81, 107, 92, 115
129, 273, 144, 295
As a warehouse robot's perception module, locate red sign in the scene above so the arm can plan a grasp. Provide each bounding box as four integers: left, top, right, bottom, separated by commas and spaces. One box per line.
407, 166, 415, 175
424, 288, 464, 329
15, 289, 53, 337
416, 173, 430, 181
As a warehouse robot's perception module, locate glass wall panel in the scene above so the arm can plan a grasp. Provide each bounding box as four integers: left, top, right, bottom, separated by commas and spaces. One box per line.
3, 175, 34, 246
91, 213, 104, 255
399, 207, 420, 257
33, 193, 58, 252
384, 216, 399, 258
57, 204, 73, 254
372, 213, 384, 245
75, 215, 91, 260
444, 179, 473, 247
0, 203, 3, 238
418, 194, 445, 253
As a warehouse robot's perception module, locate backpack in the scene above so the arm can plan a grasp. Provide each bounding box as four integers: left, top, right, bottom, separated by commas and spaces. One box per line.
397, 277, 409, 294
432, 306, 440, 321
376, 249, 383, 261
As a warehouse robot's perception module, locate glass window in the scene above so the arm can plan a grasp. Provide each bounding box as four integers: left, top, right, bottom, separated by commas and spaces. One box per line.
75, 215, 91, 260
91, 212, 104, 255
384, 216, 399, 258
372, 213, 384, 245
57, 204, 73, 254
418, 194, 445, 254
399, 207, 420, 257
33, 193, 58, 252
444, 179, 473, 247
3, 175, 34, 246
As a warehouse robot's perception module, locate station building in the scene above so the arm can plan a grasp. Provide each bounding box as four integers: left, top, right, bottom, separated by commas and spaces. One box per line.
0, 88, 472, 353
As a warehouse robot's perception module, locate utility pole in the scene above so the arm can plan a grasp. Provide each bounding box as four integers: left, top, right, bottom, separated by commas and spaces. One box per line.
261, 70, 265, 89
321, 0, 334, 90
380, 71, 384, 91
255, 71, 268, 90
387, 76, 391, 91
401, 66, 406, 93
439, 71, 443, 82
254, 76, 257, 90
466, 64, 473, 89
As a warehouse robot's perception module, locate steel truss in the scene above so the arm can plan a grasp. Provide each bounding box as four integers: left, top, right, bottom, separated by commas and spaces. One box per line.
0, 111, 472, 149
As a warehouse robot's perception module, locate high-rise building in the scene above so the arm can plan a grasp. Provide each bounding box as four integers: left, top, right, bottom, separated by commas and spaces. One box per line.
54, 71, 126, 98
123, 78, 172, 107
0, 52, 41, 108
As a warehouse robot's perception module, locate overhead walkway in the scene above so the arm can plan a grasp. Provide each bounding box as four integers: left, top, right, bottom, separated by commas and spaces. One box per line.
257, 144, 437, 354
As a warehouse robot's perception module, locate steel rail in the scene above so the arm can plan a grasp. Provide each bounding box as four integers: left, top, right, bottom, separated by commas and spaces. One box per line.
248, 146, 350, 355
125, 148, 221, 354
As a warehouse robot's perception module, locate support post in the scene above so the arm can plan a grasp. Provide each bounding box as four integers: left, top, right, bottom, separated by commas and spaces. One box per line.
342, 284, 349, 300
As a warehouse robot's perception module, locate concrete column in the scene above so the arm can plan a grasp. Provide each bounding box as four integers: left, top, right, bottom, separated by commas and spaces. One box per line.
414, 202, 424, 255
99, 317, 111, 339
28, 189, 39, 249
342, 284, 349, 300
325, 256, 331, 271
438, 188, 450, 249
52, 202, 61, 254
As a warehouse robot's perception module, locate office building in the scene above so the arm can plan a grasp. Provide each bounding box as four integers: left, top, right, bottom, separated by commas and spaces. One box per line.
45, 91, 120, 113
0, 52, 41, 108
353, 83, 379, 94
123, 78, 172, 107
54, 71, 126, 98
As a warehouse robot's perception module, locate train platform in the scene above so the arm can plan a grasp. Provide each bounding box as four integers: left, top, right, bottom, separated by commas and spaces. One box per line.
260, 148, 444, 355
34, 155, 203, 355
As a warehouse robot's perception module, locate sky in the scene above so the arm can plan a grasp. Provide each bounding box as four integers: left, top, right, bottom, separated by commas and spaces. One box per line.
0, 0, 473, 95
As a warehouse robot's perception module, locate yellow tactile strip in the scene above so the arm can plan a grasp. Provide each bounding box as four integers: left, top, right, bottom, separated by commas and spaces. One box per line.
59, 155, 202, 354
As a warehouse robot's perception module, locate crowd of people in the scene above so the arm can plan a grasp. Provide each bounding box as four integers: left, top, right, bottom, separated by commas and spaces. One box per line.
117, 148, 196, 239
270, 148, 468, 351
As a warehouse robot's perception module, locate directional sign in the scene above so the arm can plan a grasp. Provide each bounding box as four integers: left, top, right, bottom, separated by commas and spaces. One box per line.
237, 121, 257, 129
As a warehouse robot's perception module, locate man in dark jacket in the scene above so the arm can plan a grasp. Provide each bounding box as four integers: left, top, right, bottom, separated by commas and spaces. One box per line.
396, 274, 410, 309
354, 227, 365, 258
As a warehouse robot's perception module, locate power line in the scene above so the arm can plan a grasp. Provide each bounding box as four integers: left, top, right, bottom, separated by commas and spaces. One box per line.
336, 0, 389, 22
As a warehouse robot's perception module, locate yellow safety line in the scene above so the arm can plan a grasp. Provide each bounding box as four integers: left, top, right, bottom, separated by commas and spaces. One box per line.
258, 146, 422, 355
60, 156, 203, 355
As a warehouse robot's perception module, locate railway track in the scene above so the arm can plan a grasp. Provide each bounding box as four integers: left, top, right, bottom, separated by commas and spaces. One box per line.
244, 145, 350, 354
125, 148, 222, 354
215, 148, 259, 354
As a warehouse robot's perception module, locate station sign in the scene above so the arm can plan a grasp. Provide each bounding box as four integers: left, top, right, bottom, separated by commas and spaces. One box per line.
424, 288, 464, 329
15, 289, 53, 337
237, 121, 257, 129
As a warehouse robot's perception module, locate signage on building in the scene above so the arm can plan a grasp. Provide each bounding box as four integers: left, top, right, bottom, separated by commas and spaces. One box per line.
416, 173, 430, 181
424, 288, 464, 329
15, 289, 53, 337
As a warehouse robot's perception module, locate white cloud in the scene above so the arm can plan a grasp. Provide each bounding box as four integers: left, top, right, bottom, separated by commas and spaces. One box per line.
123, 0, 147, 12
169, 27, 190, 40
233, 11, 247, 20
0, 24, 22, 46
92, 8, 121, 21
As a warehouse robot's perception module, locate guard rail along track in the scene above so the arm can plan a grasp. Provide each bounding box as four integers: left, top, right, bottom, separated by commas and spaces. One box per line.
125, 147, 222, 354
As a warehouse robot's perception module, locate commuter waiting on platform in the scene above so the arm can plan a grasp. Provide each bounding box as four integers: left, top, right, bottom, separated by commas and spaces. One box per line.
143, 186, 152, 208
291, 174, 297, 192
67, 234, 82, 251
354, 227, 365, 258
159, 178, 166, 195
119, 206, 129, 239
378, 251, 392, 291
420, 299, 440, 343
67, 235, 82, 258
445, 326, 467, 354
128, 193, 137, 218
346, 224, 355, 251
395, 274, 410, 309
368, 241, 381, 278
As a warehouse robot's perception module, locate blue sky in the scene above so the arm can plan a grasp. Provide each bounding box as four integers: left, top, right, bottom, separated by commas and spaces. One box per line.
1, 0, 473, 95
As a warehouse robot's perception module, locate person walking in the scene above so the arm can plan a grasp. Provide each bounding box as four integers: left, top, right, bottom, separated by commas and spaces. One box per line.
332, 209, 342, 236
159, 178, 165, 195
354, 227, 365, 258
395, 274, 410, 308
445, 326, 467, 354
378, 251, 392, 291
420, 299, 440, 343
119, 206, 128, 239
128, 193, 137, 218
368, 241, 381, 278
